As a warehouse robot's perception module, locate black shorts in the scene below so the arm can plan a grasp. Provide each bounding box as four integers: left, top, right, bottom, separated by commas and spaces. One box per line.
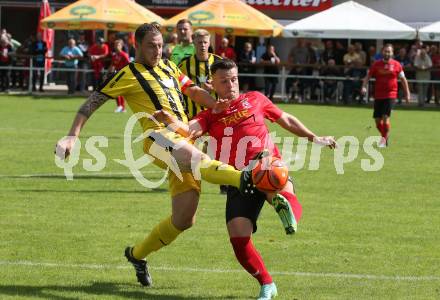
373, 99, 394, 118
225, 186, 266, 234
225, 177, 295, 233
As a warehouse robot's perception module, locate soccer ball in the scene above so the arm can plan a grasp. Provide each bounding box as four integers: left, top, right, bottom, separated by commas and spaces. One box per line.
251, 156, 289, 192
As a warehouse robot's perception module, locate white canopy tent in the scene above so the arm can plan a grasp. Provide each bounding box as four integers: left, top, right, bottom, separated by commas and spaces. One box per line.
419, 22, 440, 41
283, 1, 417, 40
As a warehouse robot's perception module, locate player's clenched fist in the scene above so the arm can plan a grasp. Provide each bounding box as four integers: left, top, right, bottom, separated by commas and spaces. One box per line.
54, 136, 77, 159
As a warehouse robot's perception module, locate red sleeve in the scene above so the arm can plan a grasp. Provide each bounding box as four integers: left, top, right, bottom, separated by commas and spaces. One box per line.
102, 44, 109, 56
192, 109, 211, 133
257, 92, 283, 122
121, 51, 130, 64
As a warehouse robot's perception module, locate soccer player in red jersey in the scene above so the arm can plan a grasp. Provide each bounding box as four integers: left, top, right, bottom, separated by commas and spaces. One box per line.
153, 59, 336, 299
89, 37, 109, 90
109, 39, 130, 113
362, 44, 410, 148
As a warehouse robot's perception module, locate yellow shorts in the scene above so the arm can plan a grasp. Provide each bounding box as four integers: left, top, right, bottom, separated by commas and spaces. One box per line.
143, 129, 201, 198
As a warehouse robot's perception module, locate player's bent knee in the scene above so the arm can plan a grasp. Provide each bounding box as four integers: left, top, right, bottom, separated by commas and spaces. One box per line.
173, 214, 196, 231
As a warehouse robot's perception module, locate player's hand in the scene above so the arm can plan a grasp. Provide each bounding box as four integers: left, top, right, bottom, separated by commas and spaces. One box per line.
201, 82, 214, 93
313, 136, 337, 149
212, 98, 231, 114
54, 136, 77, 159
152, 110, 174, 125
405, 94, 411, 104
361, 86, 367, 96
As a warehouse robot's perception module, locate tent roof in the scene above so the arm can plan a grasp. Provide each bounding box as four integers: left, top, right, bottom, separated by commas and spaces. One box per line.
419, 21, 440, 41
283, 1, 416, 40
41, 0, 163, 31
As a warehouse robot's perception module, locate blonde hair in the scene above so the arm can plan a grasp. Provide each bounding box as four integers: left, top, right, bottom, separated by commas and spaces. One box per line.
193, 29, 210, 40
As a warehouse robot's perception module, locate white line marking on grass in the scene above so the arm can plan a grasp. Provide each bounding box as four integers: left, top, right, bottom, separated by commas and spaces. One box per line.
1, 260, 439, 282
0, 171, 164, 178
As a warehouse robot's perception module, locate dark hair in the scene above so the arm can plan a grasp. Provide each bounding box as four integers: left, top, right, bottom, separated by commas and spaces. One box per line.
135, 22, 161, 45
210, 59, 237, 75
177, 19, 192, 27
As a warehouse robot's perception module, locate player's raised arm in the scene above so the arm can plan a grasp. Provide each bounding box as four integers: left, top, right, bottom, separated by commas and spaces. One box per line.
55, 91, 110, 158
182, 85, 231, 113
276, 112, 336, 149
152, 110, 205, 139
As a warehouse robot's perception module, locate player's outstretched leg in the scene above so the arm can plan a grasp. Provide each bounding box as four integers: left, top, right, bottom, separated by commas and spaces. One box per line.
258, 282, 278, 300
272, 194, 297, 234
124, 247, 153, 287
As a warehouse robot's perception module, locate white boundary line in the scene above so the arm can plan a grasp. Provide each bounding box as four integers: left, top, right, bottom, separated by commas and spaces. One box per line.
0, 260, 439, 282
0, 171, 164, 179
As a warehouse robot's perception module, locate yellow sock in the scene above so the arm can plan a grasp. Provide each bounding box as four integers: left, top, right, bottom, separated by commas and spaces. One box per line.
199, 159, 241, 188
132, 216, 182, 259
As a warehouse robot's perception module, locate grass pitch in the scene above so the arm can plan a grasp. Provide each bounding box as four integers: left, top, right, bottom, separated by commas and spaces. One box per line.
0, 95, 439, 299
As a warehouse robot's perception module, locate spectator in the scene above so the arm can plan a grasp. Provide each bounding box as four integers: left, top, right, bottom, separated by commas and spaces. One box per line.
395, 47, 412, 104
344, 59, 367, 104
430, 45, 440, 105
163, 33, 178, 59
343, 44, 362, 66
238, 42, 256, 92
261, 44, 280, 101
59, 38, 83, 94
334, 41, 346, 65
354, 42, 366, 65
127, 37, 136, 62
216, 37, 236, 61
171, 19, 195, 65
321, 40, 336, 64
413, 46, 432, 106
320, 58, 341, 103
88, 37, 109, 90
366, 46, 378, 66
77, 32, 89, 92
0, 37, 13, 91
109, 39, 130, 113
286, 39, 310, 101
31, 32, 47, 92
11, 44, 28, 90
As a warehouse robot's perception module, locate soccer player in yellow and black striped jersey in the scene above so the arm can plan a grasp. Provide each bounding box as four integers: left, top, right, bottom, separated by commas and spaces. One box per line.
178, 29, 222, 119
54, 23, 262, 287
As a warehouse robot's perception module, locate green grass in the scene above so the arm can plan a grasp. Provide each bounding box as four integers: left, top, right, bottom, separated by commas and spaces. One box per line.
1, 95, 440, 299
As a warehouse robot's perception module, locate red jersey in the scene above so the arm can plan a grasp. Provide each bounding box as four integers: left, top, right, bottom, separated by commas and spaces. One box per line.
111, 50, 129, 71
89, 43, 109, 67
368, 59, 403, 100
194, 91, 283, 170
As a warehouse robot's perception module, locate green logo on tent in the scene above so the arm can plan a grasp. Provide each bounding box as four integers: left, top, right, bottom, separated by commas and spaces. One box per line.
107, 23, 115, 29
189, 10, 214, 22
70, 5, 96, 18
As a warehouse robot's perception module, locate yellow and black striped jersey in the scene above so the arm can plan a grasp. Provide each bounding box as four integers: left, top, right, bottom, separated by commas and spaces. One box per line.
178, 53, 222, 119
99, 59, 190, 131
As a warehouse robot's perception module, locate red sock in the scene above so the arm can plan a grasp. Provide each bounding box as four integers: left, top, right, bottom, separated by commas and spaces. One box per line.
376, 121, 385, 138
230, 236, 272, 285
280, 191, 302, 221
384, 122, 390, 139
117, 96, 125, 108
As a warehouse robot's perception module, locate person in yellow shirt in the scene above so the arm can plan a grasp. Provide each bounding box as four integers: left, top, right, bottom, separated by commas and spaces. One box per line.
54, 23, 262, 287
178, 29, 222, 120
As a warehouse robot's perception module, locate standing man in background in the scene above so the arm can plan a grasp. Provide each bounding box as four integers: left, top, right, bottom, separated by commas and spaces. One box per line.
170, 19, 195, 66
362, 44, 410, 148
59, 38, 83, 95
31, 32, 47, 92
178, 29, 222, 120
89, 37, 109, 91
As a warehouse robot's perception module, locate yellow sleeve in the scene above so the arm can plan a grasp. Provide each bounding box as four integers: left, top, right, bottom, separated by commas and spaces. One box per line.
98, 65, 135, 99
